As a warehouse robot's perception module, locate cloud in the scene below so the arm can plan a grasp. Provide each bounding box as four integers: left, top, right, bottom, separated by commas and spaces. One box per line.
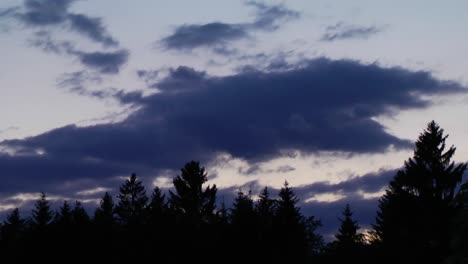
75, 49, 129, 74
161, 23, 247, 51
246, 1, 300, 31
28, 31, 129, 74
68, 13, 118, 47
321, 22, 382, 42
0, 57, 464, 197
160, 1, 299, 51
153, 66, 207, 92
2, 0, 118, 47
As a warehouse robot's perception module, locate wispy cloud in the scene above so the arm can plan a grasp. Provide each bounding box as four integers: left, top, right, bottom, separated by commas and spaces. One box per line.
321, 22, 382, 42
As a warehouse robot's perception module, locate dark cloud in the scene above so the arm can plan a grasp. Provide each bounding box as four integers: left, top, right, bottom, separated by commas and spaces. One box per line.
321, 22, 382, 41
28, 31, 128, 74
246, 1, 300, 31
68, 14, 118, 47
160, 2, 299, 51
293, 169, 397, 198
3, 0, 118, 47
20, 0, 73, 25
161, 23, 247, 51
154, 66, 207, 92
28, 30, 74, 54
0, 57, 465, 197
76, 49, 129, 74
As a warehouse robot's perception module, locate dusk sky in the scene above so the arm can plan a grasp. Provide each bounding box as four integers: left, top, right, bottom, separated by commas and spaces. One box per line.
1, 0, 468, 236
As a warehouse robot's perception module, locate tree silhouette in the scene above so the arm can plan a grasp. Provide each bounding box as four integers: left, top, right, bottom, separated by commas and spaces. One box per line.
94, 192, 115, 227
169, 161, 217, 226
374, 121, 467, 264
1, 208, 25, 242
330, 204, 363, 262
335, 204, 363, 247
256, 187, 276, 222
54, 200, 72, 227
72, 200, 90, 226
31, 192, 53, 229
274, 181, 309, 263
115, 173, 148, 226
147, 186, 166, 225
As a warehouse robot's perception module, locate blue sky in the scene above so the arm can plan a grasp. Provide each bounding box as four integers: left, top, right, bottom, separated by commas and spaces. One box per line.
1, 0, 468, 236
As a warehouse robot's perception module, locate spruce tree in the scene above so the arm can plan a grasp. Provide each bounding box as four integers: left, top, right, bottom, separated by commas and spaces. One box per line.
169, 161, 217, 226
54, 201, 73, 226
94, 192, 115, 227
115, 173, 148, 226
31, 192, 53, 229
1, 208, 25, 242
147, 186, 166, 224
274, 181, 308, 262
72, 200, 90, 226
256, 187, 276, 221
374, 121, 467, 264
335, 204, 363, 247
230, 189, 256, 226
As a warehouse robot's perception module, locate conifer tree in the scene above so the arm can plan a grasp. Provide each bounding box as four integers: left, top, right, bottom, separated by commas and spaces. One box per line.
335, 204, 363, 247
230, 189, 256, 226
54, 201, 73, 226
94, 192, 115, 227
115, 173, 148, 226
147, 186, 166, 224
31, 192, 53, 229
72, 200, 90, 226
274, 181, 308, 262
169, 161, 217, 226
374, 121, 467, 264
256, 187, 275, 224
1, 208, 25, 242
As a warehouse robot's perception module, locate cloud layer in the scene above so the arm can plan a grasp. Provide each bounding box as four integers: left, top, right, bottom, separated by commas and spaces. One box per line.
0, 57, 464, 197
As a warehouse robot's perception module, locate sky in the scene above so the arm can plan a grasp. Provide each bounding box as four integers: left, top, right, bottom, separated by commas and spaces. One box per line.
1, 0, 468, 237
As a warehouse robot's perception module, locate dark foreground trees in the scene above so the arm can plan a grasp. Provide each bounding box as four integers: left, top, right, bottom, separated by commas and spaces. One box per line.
374, 121, 467, 264
0, 121, 467, 264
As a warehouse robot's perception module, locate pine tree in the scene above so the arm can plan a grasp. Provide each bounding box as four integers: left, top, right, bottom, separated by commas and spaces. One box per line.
169, 161, 217, 226
335, 204, 363, 247
115, 173, 148, 226
31, 192, 53, 229
94, 192, 115, 227
274, 181, 308, 262
256, 187, 276, 224
230, 189, 256, 226
374, 121, 467, 264
147, 186, 166, 224
72, 200, 90, 226
54, 201, 73, 226
1, 208, 25, 242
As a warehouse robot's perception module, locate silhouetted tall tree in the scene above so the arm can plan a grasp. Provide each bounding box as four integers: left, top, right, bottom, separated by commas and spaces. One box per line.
147, 186, 166, 224
54, 201, 72, 227
1, 208, 25, 243
274, 181, 309, 263
31, 192, 53, 229
94, 192, 115, 227
230, 189, 256, 226
169, 161, 217, 226
335, 204, 363, 248
374, 121, 467, 264
256, 187, 276, 221
72, 200, 90, 226
115, 173, 148, 226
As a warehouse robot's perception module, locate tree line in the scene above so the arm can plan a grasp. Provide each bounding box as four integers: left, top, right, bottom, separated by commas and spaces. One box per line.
0, 121, 467, 264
